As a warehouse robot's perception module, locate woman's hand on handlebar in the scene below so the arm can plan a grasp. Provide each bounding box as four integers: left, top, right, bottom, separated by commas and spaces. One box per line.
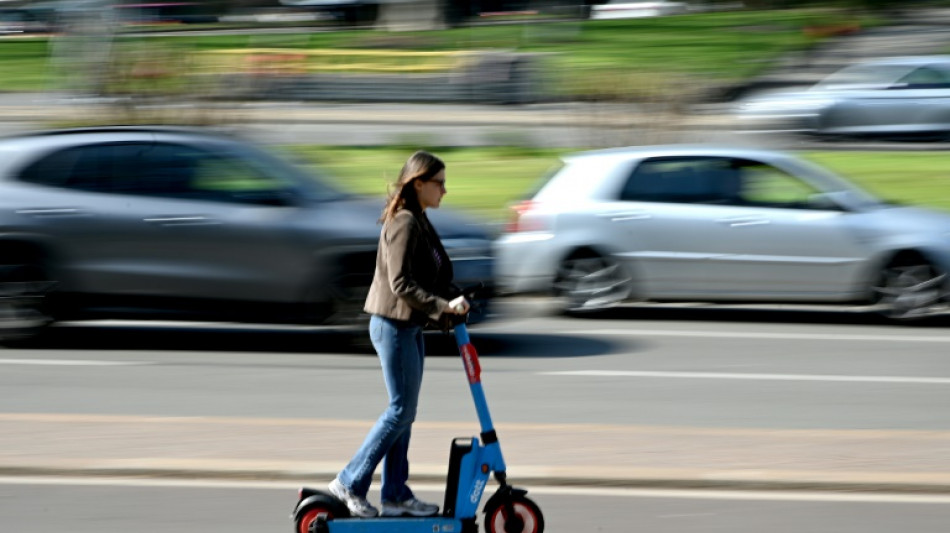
446, 296, 470, 315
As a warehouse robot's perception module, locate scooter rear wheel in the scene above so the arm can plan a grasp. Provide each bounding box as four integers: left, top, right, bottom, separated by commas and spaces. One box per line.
295, 504, 335, 533
485, 495, 544, 533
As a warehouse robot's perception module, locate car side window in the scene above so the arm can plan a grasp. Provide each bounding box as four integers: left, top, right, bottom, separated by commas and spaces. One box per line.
620, 157, 734, 205
18, 142, 297, 206
620, 156, 824, 210
18, 146, 83, 188
18, 143, 144, 192
187, 151, 297, 205
894, 67, 950, 89
121, 143, 298, 205
121, 143, 200, 197
731, 160, 822, 209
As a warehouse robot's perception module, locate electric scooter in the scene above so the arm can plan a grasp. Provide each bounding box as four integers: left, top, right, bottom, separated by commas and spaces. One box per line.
290, 319, 544, 533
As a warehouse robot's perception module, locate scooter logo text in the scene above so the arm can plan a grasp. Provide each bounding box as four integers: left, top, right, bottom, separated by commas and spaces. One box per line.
461, 344, 481, 384
469, 478, 486, 504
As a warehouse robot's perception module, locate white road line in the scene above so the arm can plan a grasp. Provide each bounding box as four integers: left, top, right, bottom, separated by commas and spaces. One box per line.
543, 370, 950, 385
56, 319, 327, 331
573, 329, 950, 343
0, 359, 149, 366
2, 477, 950, 504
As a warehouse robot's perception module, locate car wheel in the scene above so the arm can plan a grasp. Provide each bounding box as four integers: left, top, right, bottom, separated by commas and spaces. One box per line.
553, 250, 630, 313
871, 255, 947, 320
0, 263, 56, 345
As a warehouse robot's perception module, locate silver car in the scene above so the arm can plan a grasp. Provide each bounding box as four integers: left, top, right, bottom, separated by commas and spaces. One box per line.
494, 145, 950, 320
736, 56, 950, 138
0, 127, 494, 343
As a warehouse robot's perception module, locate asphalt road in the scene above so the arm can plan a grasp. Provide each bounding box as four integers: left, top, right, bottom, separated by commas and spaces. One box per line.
3, 300, 950, 431
3, 477, 950, 533
2, 300, 950, 495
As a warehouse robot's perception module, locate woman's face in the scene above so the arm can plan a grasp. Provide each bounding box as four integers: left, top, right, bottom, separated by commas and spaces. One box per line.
414, 169, 447, 210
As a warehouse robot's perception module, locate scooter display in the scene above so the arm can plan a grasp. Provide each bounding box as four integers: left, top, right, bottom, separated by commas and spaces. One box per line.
290, 320, 544, 533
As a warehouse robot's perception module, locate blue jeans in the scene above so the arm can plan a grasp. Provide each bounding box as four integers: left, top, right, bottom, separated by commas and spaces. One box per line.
337, 314, 425, 502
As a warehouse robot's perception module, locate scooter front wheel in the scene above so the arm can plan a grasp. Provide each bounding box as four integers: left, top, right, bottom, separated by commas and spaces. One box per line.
485, 495, 544, 533
295, 504, 336, 533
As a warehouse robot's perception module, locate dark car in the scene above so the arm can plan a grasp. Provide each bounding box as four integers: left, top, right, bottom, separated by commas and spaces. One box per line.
0, 7, 53, 34
277, 0, 378, 26
113, 3, 220, 25
0, 127, 493, 344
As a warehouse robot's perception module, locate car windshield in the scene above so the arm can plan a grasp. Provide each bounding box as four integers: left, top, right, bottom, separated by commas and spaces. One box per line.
779, 155, 884, 209
814, 64, 917, 89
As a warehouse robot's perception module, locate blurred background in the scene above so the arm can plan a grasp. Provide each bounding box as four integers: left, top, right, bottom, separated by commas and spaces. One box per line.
3, 2, 950, 533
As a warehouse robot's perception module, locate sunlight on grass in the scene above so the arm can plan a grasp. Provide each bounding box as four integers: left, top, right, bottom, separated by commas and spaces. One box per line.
285, 146, 564, 222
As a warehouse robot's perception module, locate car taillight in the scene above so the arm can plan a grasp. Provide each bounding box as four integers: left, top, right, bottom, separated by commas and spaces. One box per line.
505, 200, 545, 233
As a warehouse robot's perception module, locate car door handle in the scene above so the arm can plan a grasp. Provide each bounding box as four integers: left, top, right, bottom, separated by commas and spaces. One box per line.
601, 211, 652, 222
717, 216, 770, 227
143, 216, 219, 226
16, 208, 89, 218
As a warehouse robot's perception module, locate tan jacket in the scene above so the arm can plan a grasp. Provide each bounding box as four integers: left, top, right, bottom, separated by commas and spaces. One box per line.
363, 209, 453, 325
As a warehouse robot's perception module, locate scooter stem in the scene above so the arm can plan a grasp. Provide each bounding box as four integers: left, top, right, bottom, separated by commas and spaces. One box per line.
454, 323, 497, 437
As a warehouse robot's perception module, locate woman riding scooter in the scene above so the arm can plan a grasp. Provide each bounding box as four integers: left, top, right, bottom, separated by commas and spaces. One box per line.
327, 150, 470, 518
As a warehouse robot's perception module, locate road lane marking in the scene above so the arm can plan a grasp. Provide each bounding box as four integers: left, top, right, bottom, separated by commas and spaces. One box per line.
544, 370, 950, 384
56, 319, 328, 331
573, 329, 950, 343
3, 476, 950, 504
0, 359, 149, 366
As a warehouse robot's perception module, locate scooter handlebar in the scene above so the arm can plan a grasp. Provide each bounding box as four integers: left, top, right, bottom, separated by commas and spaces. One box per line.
439, 282, 486, 331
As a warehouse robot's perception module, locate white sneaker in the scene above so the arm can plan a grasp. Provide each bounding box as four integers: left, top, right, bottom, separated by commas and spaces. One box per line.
381, 497, 439, 517
328, 477, 379, 518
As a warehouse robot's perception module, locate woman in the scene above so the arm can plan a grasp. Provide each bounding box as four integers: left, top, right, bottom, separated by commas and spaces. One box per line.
329, 150, 470, 518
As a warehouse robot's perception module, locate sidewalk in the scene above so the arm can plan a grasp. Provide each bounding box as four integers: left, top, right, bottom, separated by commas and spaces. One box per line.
0, 95, 742, 149
3, 413, 950, 493
0, 93, 734, 130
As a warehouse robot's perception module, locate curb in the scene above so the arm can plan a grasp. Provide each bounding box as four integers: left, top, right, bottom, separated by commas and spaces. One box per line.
5, 464, 950, 494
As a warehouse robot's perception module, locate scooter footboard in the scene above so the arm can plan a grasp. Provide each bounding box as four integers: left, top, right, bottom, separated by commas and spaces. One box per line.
322, 517, 463, 532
